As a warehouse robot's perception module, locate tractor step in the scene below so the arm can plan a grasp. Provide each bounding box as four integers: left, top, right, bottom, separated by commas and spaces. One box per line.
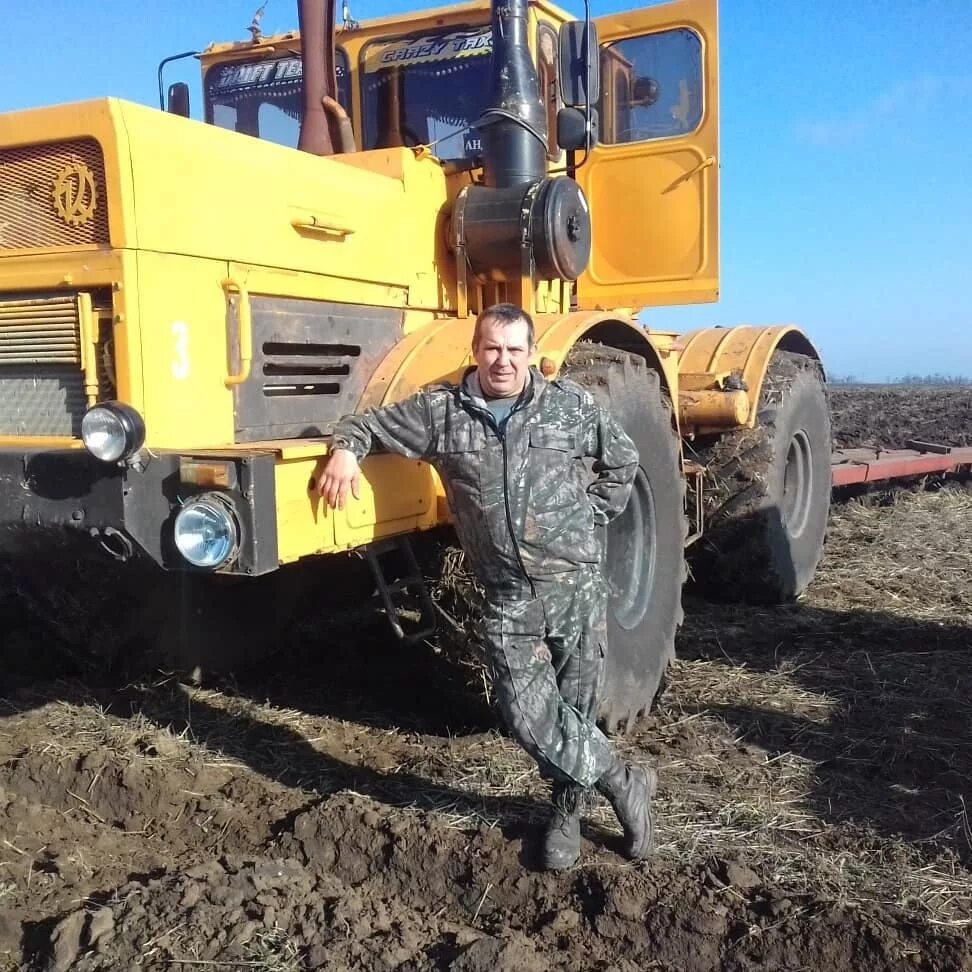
361, 536, 437, 643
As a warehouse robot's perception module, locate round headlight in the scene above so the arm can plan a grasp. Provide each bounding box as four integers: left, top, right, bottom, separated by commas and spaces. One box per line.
81, 402, 145, 463
173, 497, 240, 569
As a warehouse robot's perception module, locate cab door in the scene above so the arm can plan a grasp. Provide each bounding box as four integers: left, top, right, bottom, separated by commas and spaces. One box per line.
576, 0, 718, 311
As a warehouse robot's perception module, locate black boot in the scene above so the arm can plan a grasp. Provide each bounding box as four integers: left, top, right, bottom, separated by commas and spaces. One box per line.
542, 783, 582, 870
595, 759, 658, 860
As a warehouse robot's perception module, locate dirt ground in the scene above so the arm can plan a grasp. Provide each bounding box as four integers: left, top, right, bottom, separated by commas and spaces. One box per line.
1, 387, 970, 971
828, 385, 972, 449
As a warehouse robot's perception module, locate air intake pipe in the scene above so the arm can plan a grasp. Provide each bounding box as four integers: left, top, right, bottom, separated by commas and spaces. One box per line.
477, 0, 547, 188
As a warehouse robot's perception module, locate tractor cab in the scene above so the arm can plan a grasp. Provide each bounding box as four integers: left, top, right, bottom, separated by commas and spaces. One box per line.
196, 3, 500, 162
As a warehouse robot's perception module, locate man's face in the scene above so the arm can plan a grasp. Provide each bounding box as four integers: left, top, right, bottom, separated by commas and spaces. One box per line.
473, 318, 533, 398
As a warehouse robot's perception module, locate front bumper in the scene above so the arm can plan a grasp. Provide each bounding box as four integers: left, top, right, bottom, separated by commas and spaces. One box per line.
0, 447, 278, 574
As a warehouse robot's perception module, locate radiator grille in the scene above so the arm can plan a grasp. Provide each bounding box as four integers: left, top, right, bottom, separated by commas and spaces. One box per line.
0, 295, 85, 436
0, 295, 81, 365
0, 139, 109, 250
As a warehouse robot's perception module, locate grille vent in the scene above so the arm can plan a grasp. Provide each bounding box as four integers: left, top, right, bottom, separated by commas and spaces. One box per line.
261, 342, 360, 397
233, 298, 403, 442
0, 292, 109, 438
0, 138, 110, 250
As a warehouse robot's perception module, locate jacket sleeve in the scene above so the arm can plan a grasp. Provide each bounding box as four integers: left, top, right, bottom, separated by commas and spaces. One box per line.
331, 390, 437, 461
584, 403, 640, 526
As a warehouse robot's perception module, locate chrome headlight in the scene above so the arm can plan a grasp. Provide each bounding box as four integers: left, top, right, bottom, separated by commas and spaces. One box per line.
173, 494, 241, 569
81, 402, 145, 463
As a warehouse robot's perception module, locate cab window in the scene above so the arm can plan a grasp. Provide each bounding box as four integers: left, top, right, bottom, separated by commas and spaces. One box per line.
361, 27, 491, 160
205, 50, 351, 148
598, 27, 703, 144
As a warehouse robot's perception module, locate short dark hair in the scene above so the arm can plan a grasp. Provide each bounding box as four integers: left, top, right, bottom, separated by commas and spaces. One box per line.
472, 303, 535, 349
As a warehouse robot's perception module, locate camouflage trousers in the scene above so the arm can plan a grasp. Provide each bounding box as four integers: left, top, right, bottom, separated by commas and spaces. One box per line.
482, 565, 616, 789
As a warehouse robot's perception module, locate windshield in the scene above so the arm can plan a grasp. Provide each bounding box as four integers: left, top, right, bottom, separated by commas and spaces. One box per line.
205, 52, 350, 148
361, 26, 491, 160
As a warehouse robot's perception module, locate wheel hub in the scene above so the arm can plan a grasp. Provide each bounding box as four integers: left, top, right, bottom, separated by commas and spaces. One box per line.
606, 467, 656, 631
782, 429, 813, 538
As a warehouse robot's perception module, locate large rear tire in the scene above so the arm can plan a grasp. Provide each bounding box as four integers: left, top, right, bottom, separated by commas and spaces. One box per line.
688, 351, 831, 603
565, 345, 687, 732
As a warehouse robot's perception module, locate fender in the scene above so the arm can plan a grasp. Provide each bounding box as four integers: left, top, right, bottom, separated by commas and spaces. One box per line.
678, 325, 822, 432
533, 311, 680, 422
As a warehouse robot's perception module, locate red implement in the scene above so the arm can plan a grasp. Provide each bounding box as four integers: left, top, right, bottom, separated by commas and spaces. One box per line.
831, 442, 972, 487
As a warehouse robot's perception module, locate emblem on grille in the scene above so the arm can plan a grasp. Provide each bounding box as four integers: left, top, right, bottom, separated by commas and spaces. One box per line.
51, 161, 98, 227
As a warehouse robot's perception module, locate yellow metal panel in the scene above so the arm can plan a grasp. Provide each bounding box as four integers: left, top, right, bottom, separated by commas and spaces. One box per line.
678, 324, 818, 428
577, 0, 719, 311
273, 452, 437, 564
112, 249, 142, 410
274, 456, 336, 563
0, 249, 124, 293
133, 250, 235, 448
340, 455, 436, 535
0, 436, 83, 449
115, 101, 449, 308
226, 263, 408, 310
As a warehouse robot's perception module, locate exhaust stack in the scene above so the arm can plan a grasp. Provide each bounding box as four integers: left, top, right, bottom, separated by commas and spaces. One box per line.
297, 0, 338, 155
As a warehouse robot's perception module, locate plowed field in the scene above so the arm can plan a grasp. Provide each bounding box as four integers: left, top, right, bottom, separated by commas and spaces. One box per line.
1, 386, 970, 971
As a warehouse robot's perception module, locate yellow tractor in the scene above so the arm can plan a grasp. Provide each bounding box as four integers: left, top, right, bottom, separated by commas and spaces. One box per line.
0, 0, 831, 728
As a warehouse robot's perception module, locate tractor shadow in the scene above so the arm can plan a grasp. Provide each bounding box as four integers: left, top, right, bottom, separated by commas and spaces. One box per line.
0, 551, 555, 863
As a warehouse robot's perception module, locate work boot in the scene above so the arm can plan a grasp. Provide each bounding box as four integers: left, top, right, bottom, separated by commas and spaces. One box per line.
542, 783, 583, 870
595, 758, 658, 860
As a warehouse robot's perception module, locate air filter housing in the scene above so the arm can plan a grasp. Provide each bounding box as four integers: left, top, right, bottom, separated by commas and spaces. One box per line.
454, 176, 591, 283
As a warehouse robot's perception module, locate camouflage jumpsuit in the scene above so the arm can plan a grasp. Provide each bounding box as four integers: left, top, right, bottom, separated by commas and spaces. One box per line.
332, 367, 639, 788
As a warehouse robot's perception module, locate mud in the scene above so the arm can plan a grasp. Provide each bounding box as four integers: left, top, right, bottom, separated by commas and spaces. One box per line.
0, 386, 970, 971
3, 700, 966, 972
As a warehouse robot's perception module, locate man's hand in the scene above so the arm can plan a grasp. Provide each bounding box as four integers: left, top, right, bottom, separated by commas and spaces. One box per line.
316, 448, 362, 510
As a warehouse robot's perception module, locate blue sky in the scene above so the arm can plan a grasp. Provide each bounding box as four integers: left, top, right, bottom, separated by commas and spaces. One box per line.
2, 0, 970, 380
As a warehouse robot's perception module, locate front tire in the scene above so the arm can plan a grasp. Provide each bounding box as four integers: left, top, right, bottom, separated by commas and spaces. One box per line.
565, 345, 687, 732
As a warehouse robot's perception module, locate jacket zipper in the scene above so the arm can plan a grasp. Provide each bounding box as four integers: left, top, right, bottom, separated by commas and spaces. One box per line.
499, 428, 536, 597
463, 380, 538, 597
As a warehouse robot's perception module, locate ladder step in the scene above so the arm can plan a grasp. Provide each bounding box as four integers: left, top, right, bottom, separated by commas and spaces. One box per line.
361, 537, 436, 644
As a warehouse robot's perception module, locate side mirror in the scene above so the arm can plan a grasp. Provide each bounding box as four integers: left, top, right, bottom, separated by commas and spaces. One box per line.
557, 106, 599, 151
166, 82, 190, 118
558, 21, 600, 108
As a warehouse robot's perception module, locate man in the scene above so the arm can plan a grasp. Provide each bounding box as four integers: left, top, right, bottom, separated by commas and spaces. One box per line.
317, 303, 658, 869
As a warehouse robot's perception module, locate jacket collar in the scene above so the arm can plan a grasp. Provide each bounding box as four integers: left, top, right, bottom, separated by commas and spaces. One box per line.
459, 366, 544, 411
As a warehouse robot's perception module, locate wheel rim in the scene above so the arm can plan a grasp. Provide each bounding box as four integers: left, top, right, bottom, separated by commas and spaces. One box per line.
782, 429, 813, 538
606, 467, 656, 631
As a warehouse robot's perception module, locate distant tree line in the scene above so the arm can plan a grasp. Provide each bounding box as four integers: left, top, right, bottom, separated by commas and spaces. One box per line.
829, 373, 971, 386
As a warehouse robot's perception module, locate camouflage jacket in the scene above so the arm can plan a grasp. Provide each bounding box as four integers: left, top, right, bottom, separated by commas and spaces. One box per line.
331, 367, 639, 590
